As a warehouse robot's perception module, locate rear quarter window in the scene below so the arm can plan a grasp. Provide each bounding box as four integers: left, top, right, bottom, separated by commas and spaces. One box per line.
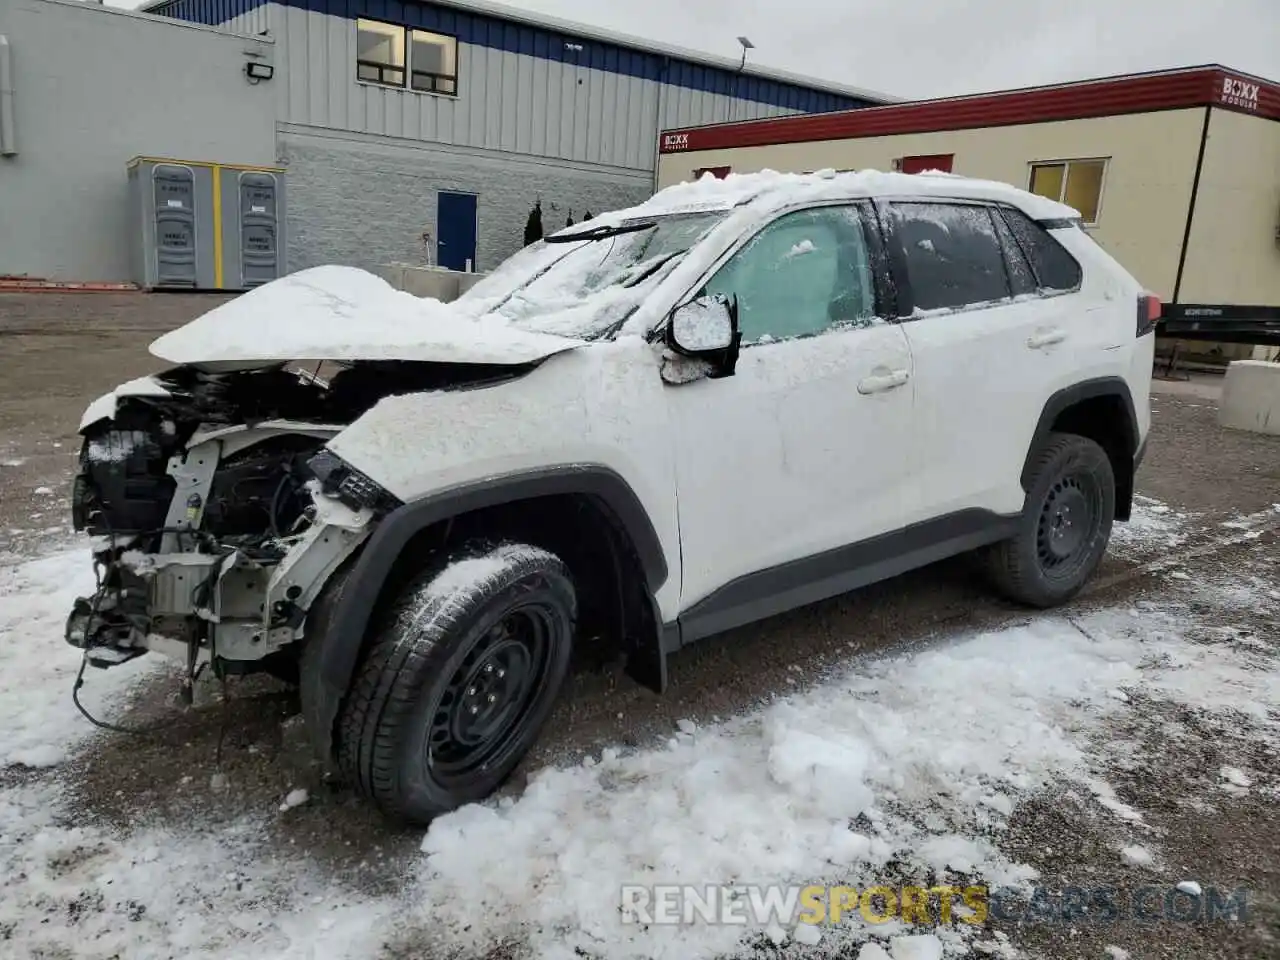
998, 207, 1083, 293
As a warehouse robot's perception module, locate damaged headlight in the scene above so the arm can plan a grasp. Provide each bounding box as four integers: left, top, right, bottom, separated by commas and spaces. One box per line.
306, 449, 401, 514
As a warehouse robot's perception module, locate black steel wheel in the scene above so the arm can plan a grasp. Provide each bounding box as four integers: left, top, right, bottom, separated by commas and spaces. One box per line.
988, 432, 1115, 608
337, 543, 575, 824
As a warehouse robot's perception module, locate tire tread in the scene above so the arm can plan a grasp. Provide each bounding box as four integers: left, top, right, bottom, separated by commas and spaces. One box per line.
336, 543, 572, 822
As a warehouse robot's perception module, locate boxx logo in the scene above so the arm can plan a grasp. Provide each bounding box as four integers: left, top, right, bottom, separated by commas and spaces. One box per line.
663, 133, 691, 151
1220, 77, 1260, 111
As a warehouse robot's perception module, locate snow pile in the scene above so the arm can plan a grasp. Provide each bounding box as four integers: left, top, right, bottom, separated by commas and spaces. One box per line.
0, 547, 392, 958
0, 548, 153, 768
422, 544, 553, 601
0, 789, 393, 959
410, 605, 1278, 959
148, 265, 586, 367
1109, 495, 1189, 554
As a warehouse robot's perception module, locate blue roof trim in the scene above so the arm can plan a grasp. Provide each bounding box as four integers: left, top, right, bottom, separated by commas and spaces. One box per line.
146, 0, 874, 113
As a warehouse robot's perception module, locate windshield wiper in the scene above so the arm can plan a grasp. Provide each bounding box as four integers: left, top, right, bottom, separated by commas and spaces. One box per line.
619, 250, 685, 288
545, 221, 657, 244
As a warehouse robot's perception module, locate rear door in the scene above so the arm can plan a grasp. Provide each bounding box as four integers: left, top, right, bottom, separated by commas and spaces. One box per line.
884, 199, 1086, 525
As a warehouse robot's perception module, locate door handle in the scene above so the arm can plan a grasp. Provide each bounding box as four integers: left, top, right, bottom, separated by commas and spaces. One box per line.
857, 368, 910, 395
1027, 328, 1067, 349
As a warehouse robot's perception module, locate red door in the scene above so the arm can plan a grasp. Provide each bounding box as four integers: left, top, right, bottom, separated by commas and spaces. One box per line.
899, 154, 954, 174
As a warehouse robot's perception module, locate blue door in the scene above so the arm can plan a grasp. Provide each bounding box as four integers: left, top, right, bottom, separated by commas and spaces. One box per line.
437, 191, 478, 271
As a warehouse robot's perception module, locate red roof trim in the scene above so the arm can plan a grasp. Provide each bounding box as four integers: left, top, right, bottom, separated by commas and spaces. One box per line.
659, 66, 1280, 154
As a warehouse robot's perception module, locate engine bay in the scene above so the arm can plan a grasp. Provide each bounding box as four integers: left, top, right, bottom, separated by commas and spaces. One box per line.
65, 358, 537, 673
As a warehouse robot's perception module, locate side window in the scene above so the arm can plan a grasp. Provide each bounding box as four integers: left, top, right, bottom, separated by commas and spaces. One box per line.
999, 208, 1083, 293
702, 206, 875, 344
890, 202, 1012, 313
990, 211, 1038, 297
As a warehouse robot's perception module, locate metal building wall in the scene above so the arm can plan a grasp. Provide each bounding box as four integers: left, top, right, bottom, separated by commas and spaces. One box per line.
271, 4, 808, 172
148, 0, 878, 174
0, 0, 276, 282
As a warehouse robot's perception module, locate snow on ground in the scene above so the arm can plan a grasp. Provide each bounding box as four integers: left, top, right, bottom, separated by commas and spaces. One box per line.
0, 545, 393, 958
1108, 495, 1190, 554
1, 530, 1276, 959
0, 547, 153, 768
406, 599, 1277, 959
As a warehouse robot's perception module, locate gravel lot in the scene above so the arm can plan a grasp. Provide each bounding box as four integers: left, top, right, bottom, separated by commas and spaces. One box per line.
0, 292, 1276, 960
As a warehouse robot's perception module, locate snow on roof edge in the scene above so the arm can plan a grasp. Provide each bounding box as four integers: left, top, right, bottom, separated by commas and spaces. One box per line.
548, 168, 1079, 237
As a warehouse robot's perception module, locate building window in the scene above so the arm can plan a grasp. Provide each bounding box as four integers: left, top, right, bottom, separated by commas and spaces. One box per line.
693, 166, 731, 180
357, 19, 406, 86
1028, 159, 1107, 224
410, 29, 458, 95
356, 19, 458, 96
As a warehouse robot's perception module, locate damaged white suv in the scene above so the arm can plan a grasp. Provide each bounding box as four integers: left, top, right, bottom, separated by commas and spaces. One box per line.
68, 170, 1156, 823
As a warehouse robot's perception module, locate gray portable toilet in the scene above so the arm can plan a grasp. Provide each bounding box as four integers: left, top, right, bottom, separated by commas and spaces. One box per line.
128, 158, 216, 290
222, 168, 287, 289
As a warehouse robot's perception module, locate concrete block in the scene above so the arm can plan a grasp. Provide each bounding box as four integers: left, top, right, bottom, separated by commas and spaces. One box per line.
398, 267, 461, 302
456, 272, 488, 297
374, 265, 490, 303
1218, 360, 1280, 436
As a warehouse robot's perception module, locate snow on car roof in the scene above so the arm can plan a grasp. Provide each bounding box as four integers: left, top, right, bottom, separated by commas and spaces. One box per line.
549, 168, 1080, 242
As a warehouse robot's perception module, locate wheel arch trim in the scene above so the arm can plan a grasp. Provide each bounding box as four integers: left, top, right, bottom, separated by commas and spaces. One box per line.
1021, 377, 1141, 490
302, 464, 669, 760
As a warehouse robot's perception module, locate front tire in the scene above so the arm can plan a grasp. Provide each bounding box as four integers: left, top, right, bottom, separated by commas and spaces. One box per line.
988, 432, 1115, 608
337, 542, 575, 824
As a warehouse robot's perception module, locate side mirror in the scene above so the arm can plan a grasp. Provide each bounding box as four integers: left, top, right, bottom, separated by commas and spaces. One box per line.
666, 294, 741, 377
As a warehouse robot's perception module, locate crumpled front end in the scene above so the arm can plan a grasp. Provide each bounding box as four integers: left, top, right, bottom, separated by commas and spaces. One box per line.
65, 372, 392, 675
62, 359, 505, 676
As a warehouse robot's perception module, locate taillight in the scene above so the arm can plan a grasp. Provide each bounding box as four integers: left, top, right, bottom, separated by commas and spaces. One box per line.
1137, 293, 1161, 336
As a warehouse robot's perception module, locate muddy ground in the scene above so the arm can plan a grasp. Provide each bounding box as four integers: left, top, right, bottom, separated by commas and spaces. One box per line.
1, 291, 1278, 958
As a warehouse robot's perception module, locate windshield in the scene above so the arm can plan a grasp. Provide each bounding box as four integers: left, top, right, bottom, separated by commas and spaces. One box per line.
465, 211, 729, 340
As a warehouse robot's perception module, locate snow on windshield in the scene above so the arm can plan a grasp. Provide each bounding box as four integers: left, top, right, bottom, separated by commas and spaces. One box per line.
476, 212, 729, 340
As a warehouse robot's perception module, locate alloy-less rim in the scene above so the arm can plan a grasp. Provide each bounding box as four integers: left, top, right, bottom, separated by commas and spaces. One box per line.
1036, 473, 1102, 578
425, 604, 556, 784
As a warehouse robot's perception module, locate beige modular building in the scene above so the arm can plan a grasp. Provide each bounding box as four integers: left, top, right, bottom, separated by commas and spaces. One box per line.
656, 65, 1280, 354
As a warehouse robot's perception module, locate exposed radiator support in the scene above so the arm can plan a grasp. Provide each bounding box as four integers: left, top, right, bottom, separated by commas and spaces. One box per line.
0, 35, 15, 156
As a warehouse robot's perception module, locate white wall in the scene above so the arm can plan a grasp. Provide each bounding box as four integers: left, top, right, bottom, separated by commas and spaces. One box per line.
1179, 107, 1280, 306
657, 109, 1207, 300
0, 0, 276, 281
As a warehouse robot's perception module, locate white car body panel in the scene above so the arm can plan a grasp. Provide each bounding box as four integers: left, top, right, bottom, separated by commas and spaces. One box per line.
669, 323, 914, 608
326, 339, 686, 620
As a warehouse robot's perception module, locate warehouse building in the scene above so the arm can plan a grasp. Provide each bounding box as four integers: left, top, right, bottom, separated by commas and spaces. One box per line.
656, 65, 1280, 350
0, 0, 279, 286
0, 0, 891, 286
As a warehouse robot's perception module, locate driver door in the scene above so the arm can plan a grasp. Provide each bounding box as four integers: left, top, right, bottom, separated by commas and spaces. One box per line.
665, 203, 915, 637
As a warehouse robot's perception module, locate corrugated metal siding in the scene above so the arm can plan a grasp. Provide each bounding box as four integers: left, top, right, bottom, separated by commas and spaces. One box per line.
148, 0, 873, 113
272, 6, 798, 170
220, 6, 272, 35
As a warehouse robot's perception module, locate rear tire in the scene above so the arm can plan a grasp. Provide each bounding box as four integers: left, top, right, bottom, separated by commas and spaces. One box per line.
988, 432, 1115, 608
337, 542, 575, 824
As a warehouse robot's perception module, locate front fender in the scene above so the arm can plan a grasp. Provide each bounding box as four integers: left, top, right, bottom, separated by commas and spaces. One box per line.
301, 464, 670, 762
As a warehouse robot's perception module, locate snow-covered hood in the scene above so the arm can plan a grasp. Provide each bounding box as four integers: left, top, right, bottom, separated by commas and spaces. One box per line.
148, 266, 587, 368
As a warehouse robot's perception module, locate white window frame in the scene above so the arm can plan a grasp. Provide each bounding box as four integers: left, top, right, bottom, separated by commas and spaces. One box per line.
355, 18, 460, 99
1026, 157, 1110, 227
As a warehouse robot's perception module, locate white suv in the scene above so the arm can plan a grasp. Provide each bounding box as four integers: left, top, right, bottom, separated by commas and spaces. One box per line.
67, 170, 1156, 823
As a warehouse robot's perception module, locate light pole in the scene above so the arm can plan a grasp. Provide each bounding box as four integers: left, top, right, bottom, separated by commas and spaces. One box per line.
730, 36, 754, 123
